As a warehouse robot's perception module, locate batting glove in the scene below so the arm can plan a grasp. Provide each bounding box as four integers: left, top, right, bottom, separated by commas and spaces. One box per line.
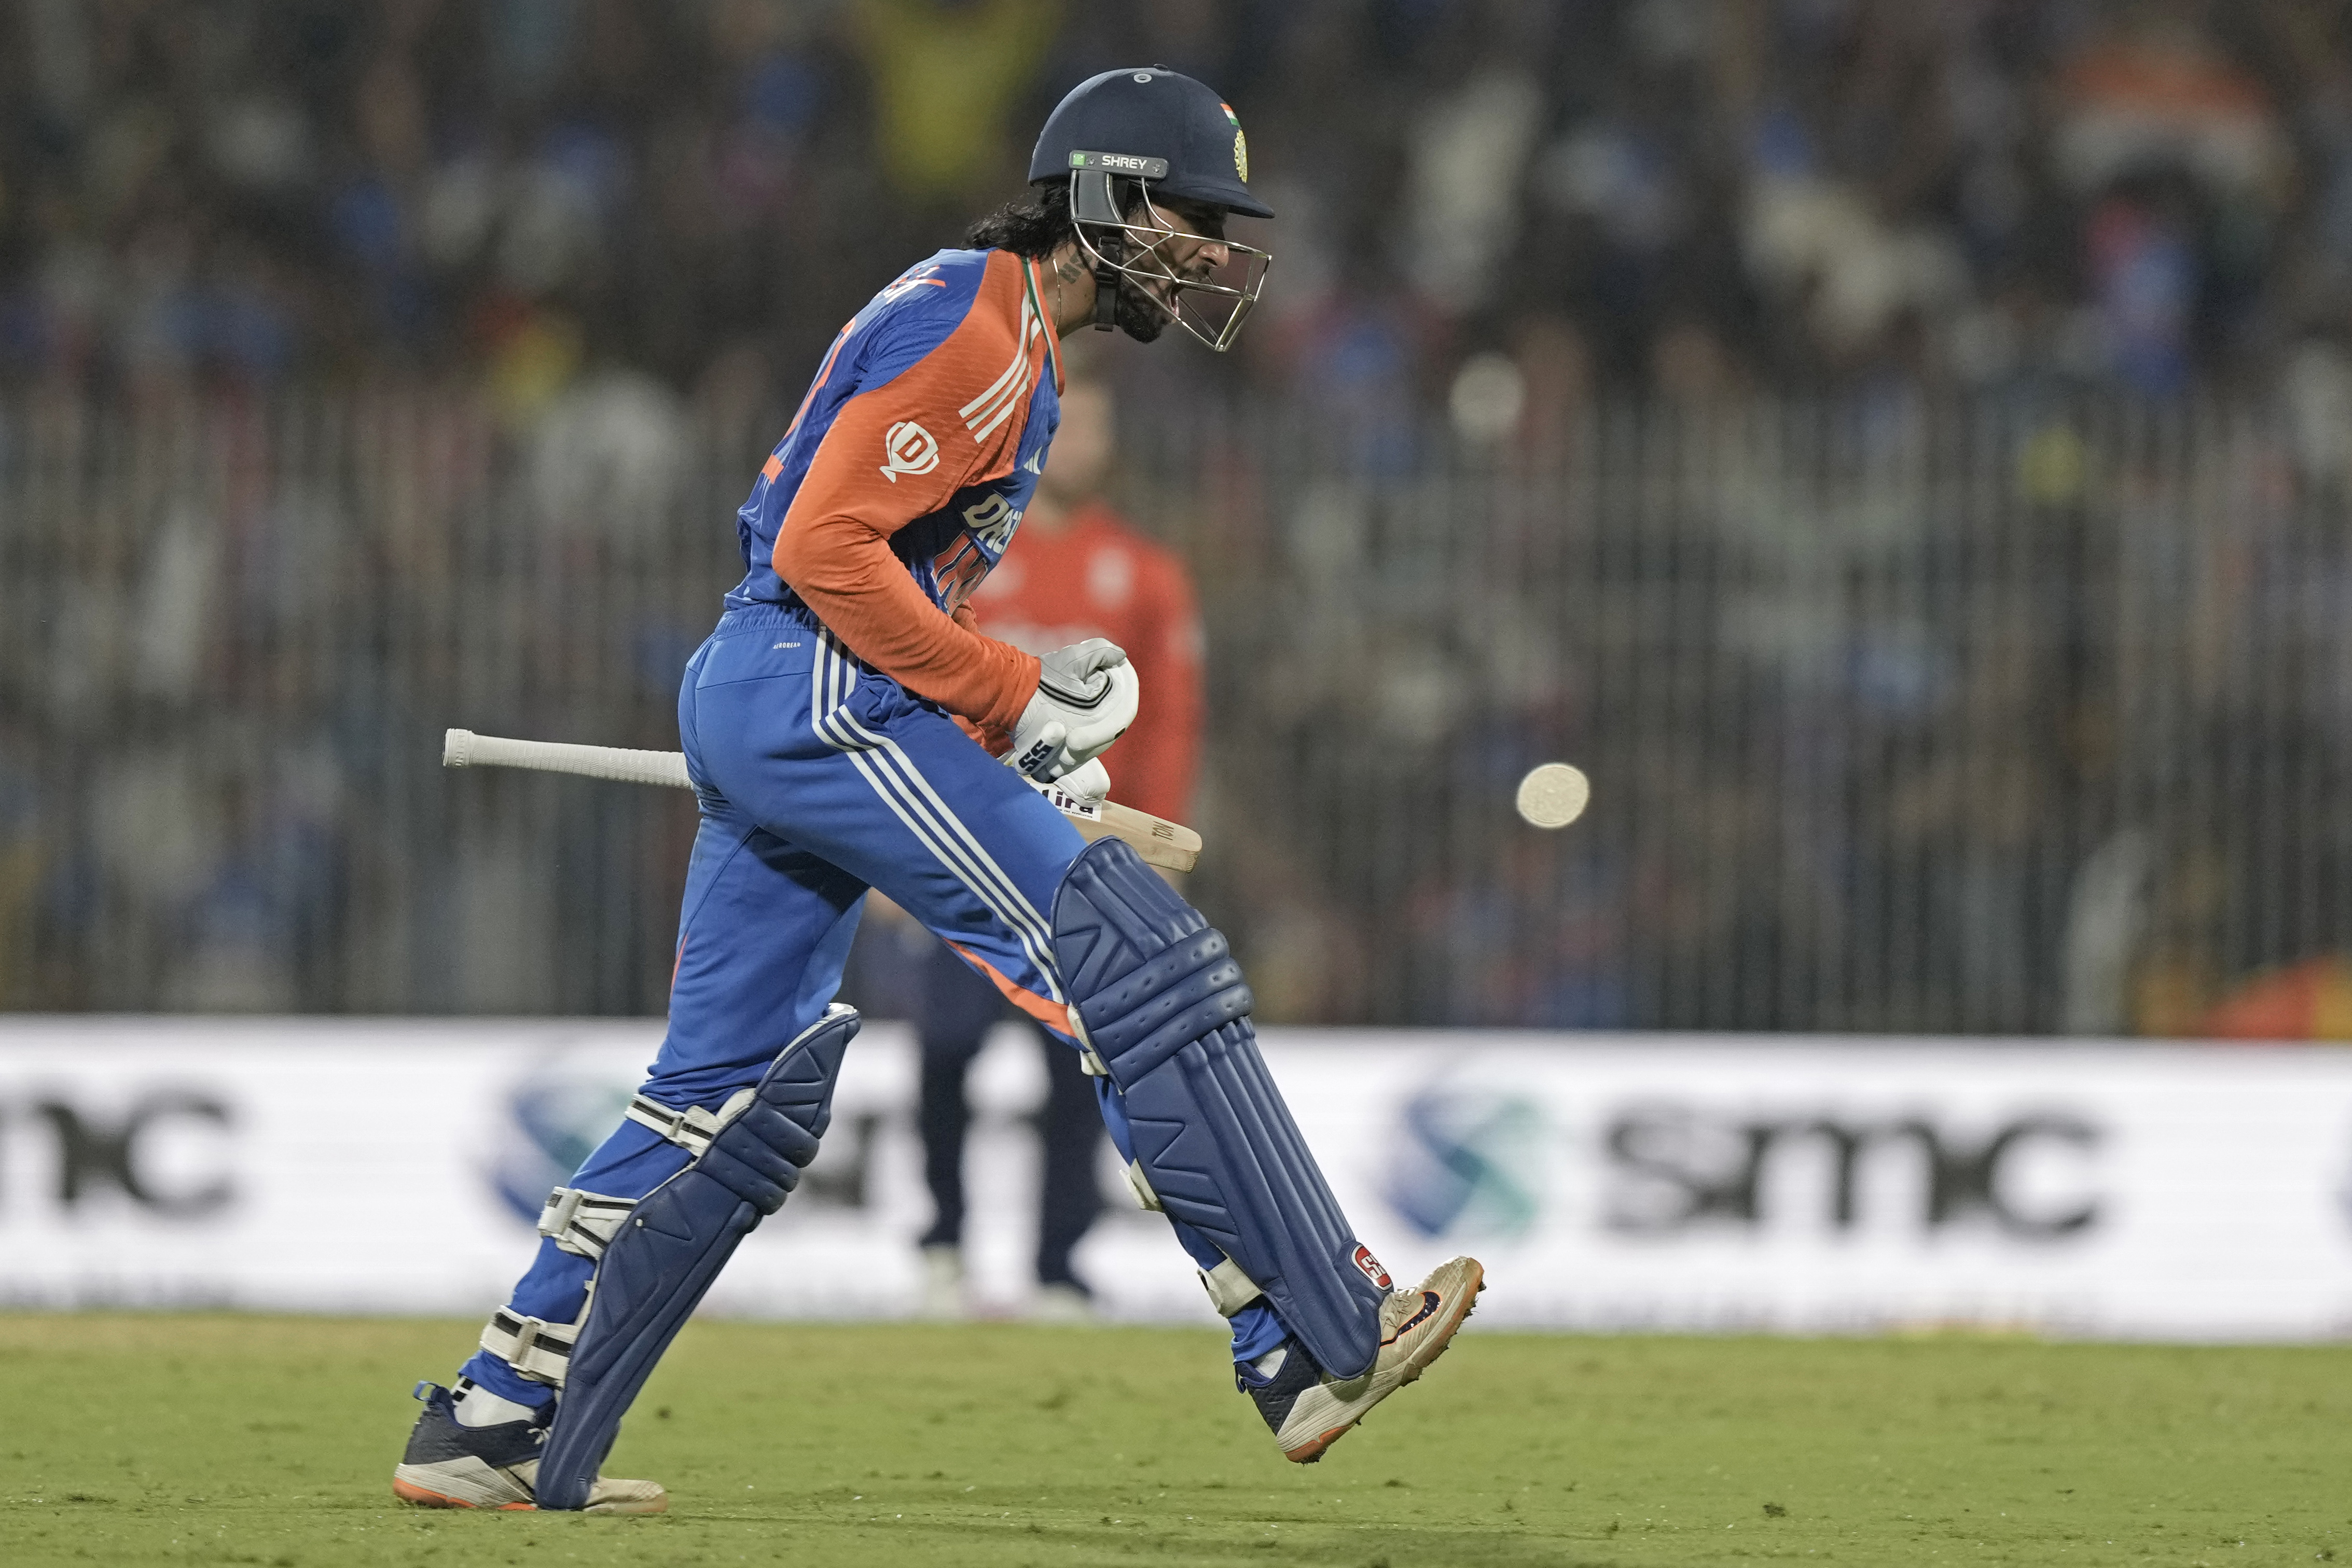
1057, 757, 1112, 804
1006, 639, 1139, 782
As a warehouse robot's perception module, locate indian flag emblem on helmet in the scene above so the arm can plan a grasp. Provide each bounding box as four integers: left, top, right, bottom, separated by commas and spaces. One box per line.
1220, 102, 1249, 182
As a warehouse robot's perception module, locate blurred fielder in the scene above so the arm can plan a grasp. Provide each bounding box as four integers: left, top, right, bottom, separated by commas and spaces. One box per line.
912, 367, 1205, 1320
395, 67, 1483, 1515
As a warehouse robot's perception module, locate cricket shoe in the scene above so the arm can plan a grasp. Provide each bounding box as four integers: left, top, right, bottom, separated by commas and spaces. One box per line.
391, 1382, 668, 1514
1237, 1255, 1485, 1464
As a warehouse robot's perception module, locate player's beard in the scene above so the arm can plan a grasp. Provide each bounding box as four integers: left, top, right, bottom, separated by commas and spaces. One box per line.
1088, 228, 1178, 344
1113, 272, 1171, 343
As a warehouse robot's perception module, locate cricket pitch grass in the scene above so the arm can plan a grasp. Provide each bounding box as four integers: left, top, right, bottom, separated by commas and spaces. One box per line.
2, 1315, 2347, 1566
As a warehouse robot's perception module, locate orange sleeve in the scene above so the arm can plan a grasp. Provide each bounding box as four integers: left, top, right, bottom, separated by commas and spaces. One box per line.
948, 605, 1017, 755
1107, 546, 1205, 823
772, 267, 1043, 731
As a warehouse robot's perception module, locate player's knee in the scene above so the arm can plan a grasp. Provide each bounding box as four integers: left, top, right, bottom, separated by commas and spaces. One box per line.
1053, 838, 1251, 1080
698, 1111, 814, 1213
1088, 926, 1251, 1075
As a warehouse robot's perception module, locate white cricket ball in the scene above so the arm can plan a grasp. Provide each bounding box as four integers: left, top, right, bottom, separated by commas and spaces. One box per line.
1515, 762, 1590, 829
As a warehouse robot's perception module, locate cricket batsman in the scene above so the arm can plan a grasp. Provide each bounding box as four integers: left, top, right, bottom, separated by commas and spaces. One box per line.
393, 67, 1484, 1514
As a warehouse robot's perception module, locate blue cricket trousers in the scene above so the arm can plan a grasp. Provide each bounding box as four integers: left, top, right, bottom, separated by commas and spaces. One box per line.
462, 603, 1283, 1403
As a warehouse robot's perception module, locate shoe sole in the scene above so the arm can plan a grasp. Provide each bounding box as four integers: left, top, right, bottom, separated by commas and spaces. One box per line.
391, 1476, 670, 1515
393, 1477, 534, 1511
1283, 1259, 1486, 1463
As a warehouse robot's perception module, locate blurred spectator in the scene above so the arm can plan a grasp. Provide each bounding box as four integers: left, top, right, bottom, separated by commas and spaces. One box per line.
9, 1, 2352, 400
2197, 956, 2352, 1040
851, 0, 1062, 204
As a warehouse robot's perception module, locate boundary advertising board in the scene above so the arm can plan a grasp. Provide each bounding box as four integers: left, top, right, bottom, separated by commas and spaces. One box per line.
4, 1019, 2351, 1340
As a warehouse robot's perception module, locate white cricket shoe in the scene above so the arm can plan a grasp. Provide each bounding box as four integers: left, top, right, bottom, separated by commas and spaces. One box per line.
1030, 1281, 1101, 1325
1237, 1255, 1485, 1464
919, 1244, 966, 1320
391, 1382, 668, 1514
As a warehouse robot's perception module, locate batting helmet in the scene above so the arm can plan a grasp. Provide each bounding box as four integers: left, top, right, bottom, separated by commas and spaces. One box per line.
1027, 67, 1273, 351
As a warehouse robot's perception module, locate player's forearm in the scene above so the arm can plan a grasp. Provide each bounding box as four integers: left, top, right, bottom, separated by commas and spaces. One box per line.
947, 610, 1019, 753
775, 518, 1040, 730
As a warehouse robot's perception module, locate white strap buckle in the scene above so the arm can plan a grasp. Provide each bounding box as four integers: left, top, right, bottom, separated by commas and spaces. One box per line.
1124, 1158, 1162, 1213
537, 1186, 635, 1260
480, 1308, 579, 1386
625, 1088, 755, 1158
1199, 1257, 1265, 1316
1067, 1007, 1110, 1077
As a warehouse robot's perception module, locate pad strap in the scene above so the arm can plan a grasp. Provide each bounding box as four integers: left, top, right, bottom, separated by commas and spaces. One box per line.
1199, 1257, 1266, 1316
625, 1087, 755, 1157
479, 1307, 580, 1385
1066, 1007, 1111, 1076
538, 1187, 634, 1260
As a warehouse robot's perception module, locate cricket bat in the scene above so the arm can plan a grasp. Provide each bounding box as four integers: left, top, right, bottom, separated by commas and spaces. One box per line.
442, 728, 1202, 873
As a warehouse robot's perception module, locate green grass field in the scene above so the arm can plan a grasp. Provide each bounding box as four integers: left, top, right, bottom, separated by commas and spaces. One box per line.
1, 1315, 2346, 1567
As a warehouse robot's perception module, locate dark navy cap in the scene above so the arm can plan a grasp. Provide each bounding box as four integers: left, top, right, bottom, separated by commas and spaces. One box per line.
1028, 67, 1273, 220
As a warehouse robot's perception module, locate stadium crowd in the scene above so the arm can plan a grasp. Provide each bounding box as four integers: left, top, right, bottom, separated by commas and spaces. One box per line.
7, 1, 2352, 409
6, 0, 2352, 1037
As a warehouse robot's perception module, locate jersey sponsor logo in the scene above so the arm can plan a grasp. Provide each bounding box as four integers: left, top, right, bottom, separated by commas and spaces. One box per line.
1351, 1244, 1393, 1290
879, 421, 940, 483
960, 491, 1022, 551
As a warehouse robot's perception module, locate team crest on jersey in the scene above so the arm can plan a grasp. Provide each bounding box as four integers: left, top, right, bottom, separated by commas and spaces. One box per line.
880, 421, 939, 482
1351, 1244, 1392, 1289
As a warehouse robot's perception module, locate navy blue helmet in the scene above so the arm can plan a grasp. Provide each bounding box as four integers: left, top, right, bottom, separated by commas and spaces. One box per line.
1027, 67, 1273, 351
1028, 66, 1273, 219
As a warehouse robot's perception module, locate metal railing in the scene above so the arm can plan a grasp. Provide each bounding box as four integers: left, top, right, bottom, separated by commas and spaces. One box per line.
5, 383, 2348, 1032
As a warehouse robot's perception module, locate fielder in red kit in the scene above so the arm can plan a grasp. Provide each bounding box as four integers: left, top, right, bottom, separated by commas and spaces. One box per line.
966, 375, 1201, 824
915, 369, 1204, 1319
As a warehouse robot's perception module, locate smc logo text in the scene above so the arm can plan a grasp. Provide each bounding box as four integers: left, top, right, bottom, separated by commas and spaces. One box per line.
1603, 1105, 2101, 1240
0, 1092, 237, 1217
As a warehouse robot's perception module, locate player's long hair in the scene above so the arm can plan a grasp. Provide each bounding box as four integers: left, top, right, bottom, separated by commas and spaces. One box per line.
966, 182, 1172, 343
966, 184, 1077, 259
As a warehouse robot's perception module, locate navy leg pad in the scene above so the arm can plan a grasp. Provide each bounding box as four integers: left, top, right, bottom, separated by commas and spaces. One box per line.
534, 1004, 856, 1510
1053, 839, 1386, 1380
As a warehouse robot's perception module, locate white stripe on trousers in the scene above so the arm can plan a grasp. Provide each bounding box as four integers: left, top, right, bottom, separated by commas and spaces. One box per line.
807, 634, 1066, 1001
